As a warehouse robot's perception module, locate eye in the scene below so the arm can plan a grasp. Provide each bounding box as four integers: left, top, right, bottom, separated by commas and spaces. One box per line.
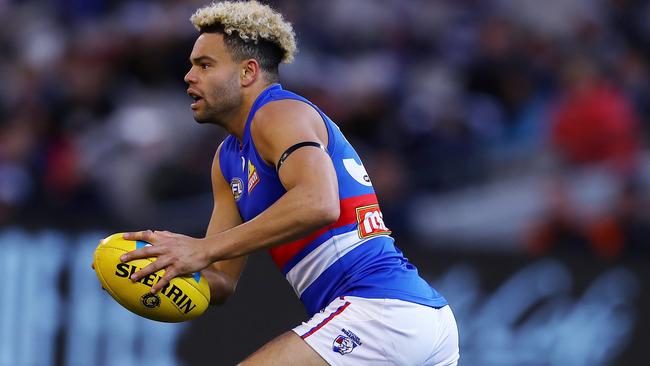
201, 63, 210, 70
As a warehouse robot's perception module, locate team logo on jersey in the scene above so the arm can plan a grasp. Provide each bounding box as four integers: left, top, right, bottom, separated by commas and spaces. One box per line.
332, 328, 362, 355
343, 158, 371, 186
230, 177, 244, 201
356, 204, 391, 238
247, 160, 260, 193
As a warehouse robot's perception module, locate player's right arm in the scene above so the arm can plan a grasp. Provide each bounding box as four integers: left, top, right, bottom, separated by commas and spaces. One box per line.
201, 142, 247, 305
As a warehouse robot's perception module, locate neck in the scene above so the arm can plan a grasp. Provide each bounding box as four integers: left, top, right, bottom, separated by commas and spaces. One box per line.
223, 81, 275, 141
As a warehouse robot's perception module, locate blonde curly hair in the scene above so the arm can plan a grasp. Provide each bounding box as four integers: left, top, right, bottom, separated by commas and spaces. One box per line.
191, 1, 297, 64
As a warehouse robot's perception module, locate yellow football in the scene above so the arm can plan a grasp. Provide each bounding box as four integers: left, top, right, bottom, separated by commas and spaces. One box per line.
93, 233, 211, 322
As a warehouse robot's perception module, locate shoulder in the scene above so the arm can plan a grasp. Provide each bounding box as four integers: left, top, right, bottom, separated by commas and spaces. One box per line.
250, 99, 322, 138
249, 99, 328, 165
216, 136, 238, 159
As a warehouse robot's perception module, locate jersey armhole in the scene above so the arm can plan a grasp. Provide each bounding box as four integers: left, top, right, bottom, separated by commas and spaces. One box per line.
280, 98, 337, 156
217, 136, 235, 182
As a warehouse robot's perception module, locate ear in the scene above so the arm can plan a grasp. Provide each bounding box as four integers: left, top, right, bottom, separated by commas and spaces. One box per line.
240, 59, 260, 87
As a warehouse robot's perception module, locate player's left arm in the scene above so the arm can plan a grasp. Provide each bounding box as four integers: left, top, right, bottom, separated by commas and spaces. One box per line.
121, 99, 340, 292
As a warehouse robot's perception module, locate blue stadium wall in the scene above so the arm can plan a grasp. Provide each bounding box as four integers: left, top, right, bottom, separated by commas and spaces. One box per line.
0, 229, 647, 365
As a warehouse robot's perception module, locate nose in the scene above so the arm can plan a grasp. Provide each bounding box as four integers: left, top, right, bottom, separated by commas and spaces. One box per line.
184, 68, 197, 84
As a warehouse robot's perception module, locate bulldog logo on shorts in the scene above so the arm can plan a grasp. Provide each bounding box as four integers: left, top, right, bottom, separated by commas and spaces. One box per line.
332, 335, 356, 355
332, 328, 362, 355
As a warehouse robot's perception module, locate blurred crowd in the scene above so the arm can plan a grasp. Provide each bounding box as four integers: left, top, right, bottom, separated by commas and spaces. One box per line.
1, 0, 650, 258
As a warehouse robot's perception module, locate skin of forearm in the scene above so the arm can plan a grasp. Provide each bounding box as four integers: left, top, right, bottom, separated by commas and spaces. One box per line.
204, 183, 339, 263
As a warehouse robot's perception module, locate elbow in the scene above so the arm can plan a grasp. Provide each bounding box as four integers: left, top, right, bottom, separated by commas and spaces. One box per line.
209, 282, 236, 306
314, 198, 340, 227
210, 289, 233, 306
296, 186, 340, 229
202, 269, 237, 306
324, 202, 340, 225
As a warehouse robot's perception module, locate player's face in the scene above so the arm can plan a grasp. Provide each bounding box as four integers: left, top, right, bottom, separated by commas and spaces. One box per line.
184, 33, 243, 125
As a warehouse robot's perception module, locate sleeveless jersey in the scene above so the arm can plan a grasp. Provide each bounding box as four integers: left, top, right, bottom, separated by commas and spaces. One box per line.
219, 84, 448, 316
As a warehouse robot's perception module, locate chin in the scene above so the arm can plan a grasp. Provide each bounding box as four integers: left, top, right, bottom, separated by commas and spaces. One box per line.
192, 111, 223, 126
192, 111, 211, 124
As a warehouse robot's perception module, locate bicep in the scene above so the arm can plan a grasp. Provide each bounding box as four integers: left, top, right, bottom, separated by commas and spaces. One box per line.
272, 132, 340, 227
277, 146, 338, 197
252, 100, 338, 194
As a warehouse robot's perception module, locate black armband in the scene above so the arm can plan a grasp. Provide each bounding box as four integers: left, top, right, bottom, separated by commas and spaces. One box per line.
276, 141, 325, 172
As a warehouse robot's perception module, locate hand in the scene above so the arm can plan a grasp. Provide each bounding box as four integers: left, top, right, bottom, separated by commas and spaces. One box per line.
119, 230, 211, 293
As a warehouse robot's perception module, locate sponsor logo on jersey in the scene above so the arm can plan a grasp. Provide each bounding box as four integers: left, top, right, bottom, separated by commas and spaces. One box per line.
332, 328, 362, 355
247, 160, 260, 193
230, 177, 244, 201
343, 158, 372, 186
356, 204, 391, 238
115, 263, 198, 314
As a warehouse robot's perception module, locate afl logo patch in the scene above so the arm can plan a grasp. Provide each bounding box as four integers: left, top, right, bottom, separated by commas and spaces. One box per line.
141, 293, 161, 309
230, 177, 244, 201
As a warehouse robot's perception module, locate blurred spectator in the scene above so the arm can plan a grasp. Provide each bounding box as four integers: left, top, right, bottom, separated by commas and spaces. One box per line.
588, 180, 650, 259
527, 177, 592, 257
527, 53, 644, 259
551, 55, 642, 176
0, 0, 649, 254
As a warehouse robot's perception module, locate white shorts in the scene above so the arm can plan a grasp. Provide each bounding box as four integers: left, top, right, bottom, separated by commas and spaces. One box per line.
292, 296, 459, 366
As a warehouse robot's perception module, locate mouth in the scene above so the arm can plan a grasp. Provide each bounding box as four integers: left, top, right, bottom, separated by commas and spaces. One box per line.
187, 89, 204, 109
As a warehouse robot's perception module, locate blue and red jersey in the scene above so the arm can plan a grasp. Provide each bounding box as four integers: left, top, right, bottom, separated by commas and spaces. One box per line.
219, 84, 447, 316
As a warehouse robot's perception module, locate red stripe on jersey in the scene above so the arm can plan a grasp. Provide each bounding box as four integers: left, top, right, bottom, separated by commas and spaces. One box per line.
268, 193, 379, 269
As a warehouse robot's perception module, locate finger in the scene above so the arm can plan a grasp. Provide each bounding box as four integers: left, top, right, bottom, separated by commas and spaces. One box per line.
120, 245, 162, 263
123, 230, 156, 243
130, 257, 171, 281
151, 269, 177, 294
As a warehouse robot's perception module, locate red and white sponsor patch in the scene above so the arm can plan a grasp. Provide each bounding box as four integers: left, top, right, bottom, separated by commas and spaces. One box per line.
356, 204, 391, 239
248, 160, 260, 193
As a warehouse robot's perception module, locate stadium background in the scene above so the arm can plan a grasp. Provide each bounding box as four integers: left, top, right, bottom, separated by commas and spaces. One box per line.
1, 0, 649, 365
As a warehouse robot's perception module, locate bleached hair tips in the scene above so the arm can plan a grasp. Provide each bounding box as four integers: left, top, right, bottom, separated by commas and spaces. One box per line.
191, 1, 297, 64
